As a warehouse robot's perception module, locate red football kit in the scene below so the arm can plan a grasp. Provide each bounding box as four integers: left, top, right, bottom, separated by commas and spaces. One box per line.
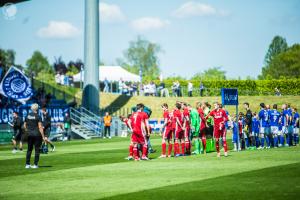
207, 108, 228, 153
163, 110, 173, 140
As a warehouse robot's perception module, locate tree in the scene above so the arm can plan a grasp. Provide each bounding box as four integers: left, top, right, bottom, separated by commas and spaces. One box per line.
0, 48, 17, 71
260, 44, 300, 79
264, 36, 288, 65
26, 51, 53, 75
117, 36, 161, 79
53, 56, 67, 74
192, 67, 226, 80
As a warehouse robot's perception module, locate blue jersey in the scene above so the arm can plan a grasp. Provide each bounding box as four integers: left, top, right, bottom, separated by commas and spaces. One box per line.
282, 109, 289, 126
293, 112, 299, 127
259, 109, 269, 127
269, 109, 280, 127
252, 117, 260, 133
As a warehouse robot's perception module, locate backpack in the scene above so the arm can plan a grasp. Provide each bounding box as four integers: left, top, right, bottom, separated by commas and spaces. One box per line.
40, 142, 48, 154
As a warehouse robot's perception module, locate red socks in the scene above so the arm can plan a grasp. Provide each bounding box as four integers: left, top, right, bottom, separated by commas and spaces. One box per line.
202, 136, 206, 151
174, 142, 179, 155
133, 146, 138, 159
223, 139, 228, 152
215, 139, 220, 153
168, 144, 173, 156
162, 143, 166, 155
185, 140, 191, 154
129, 145, 133, 157
142, 145, 148, 157
181, 143, 185, 154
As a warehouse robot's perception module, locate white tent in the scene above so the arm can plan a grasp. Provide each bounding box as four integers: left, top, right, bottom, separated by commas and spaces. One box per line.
73, 66, 140, 82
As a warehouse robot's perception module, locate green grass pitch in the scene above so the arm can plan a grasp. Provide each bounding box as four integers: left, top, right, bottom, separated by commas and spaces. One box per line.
0, 136, 300, 200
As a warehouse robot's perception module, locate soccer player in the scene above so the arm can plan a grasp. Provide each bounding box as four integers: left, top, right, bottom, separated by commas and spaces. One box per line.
197, 102, 207, 153
120, 114, 134, 160
292, 107, 299, 145
10, 111, 23, 153
188, 104, 201, 154
251, 112, 260, 148
182, 102, 191, 155
173, 102, 185, 157
258, 103, 270, 149
269, 104, 281, 148
281, 104, 290, 146
206, 102, 229, 157
130, 104, 150, 161
159, 103, 173, 158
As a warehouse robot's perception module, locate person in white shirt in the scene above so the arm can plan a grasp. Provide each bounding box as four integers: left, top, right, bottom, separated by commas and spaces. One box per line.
188, 82, 193, 97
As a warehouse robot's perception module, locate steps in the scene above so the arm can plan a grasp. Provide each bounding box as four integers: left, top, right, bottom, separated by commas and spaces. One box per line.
70, 107, 101, 139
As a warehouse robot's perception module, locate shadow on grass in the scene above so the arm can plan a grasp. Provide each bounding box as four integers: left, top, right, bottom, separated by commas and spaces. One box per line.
100, 162, 300, 200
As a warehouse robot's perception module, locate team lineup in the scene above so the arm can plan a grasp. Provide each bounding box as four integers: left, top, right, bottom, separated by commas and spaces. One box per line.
120, 101, 299, 161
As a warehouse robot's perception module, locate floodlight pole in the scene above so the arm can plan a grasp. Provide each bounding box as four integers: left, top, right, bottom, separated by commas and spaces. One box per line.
82, 0, 99, 114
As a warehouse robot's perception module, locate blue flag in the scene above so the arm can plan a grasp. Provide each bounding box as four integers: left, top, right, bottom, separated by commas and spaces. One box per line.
0, 66, 33, 104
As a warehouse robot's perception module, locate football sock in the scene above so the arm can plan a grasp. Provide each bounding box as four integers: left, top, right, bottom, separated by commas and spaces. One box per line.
245, 138, 249, 148
201, 137, 206, 151
162, 143, 166, 155
195, 139, 200, 154
215, 139, 220, 153
181, 143, 185, 154
129, 145, 133, 156
223, 139, 228, 152
266, 136, 270, 147
274, 136, 278, 147
280, 135, 284, 146
168, 143, 173, 156
261, 137, 265, 147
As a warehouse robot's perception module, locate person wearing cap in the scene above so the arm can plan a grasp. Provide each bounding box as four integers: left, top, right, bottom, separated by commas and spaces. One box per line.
24, 103, 45, 169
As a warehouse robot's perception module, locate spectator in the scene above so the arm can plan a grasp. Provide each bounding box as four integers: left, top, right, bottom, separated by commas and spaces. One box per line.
171, 81, 178, 97
64, 113, 71, 141
149, 81, 156, 96
188, 81, 193, 97
118, 78, 123, 94
103, 112, 112, 139
103, 78, 109, 93
55, 73, 61, 85
275, 87, 281, 96
200, 82, 204, 97
158, 81, 169, 97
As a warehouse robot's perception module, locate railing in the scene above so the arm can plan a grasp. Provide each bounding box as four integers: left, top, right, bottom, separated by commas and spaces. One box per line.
70, 107, 101, 135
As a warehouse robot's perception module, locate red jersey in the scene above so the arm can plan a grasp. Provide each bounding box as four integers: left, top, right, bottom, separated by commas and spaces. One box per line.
163, 110, 173, 129
183, 108, 190, 128
208, 109, 228, 127
198, 108, 206, 130
131, 111, 148, 132
173, 109, 183, 129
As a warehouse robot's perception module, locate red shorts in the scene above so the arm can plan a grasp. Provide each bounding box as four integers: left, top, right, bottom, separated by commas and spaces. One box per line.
132, 131, 146, 144
213, 127, 226, 139
174, 128, 184, 140
163, 128, 173, 140
184, 126, 190, 138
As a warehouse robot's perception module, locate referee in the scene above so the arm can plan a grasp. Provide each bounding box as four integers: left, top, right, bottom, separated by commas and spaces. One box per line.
24, 103, 45, 169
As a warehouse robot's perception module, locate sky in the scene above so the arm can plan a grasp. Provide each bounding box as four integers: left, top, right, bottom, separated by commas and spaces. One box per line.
0, 0, 299, 79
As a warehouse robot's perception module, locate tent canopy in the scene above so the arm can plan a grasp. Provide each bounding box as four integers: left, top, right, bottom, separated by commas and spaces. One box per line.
73, 66, 140, 82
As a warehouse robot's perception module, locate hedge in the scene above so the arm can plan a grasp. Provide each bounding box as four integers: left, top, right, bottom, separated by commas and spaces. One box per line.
152, 79, 300, 96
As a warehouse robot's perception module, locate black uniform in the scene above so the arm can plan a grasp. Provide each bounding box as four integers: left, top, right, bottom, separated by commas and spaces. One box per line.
25, 112, 43, 166
42, 112, 51, 137
12, 116, 22, 141
245, 109, 253, 132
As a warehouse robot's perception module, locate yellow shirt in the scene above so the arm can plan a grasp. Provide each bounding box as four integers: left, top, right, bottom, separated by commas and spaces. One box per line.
103, 116, 112, 126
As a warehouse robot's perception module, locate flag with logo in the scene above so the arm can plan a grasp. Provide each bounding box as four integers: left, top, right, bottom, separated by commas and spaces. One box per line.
0, 66, 33, 104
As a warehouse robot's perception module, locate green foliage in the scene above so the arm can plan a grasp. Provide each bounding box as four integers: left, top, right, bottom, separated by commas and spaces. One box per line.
153, 79, 300, 96
264, 35, 288, 65
0, 48, 17, 71
262, 44, 300, 79
117, 36, 161, 79
259, 36, 299, 79
26, 51, 53, 75
192, 67, 226, 80
66, 64, 79, 76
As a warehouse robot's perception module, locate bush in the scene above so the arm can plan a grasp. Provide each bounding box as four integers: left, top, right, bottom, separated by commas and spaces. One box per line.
152, 79, 300, 96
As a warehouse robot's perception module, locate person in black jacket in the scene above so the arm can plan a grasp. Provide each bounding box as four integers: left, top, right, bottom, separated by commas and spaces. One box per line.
11, 111, 23, 153
24, 103, 45, 169
244, 102, 254, 148
41, 106, 55, 151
